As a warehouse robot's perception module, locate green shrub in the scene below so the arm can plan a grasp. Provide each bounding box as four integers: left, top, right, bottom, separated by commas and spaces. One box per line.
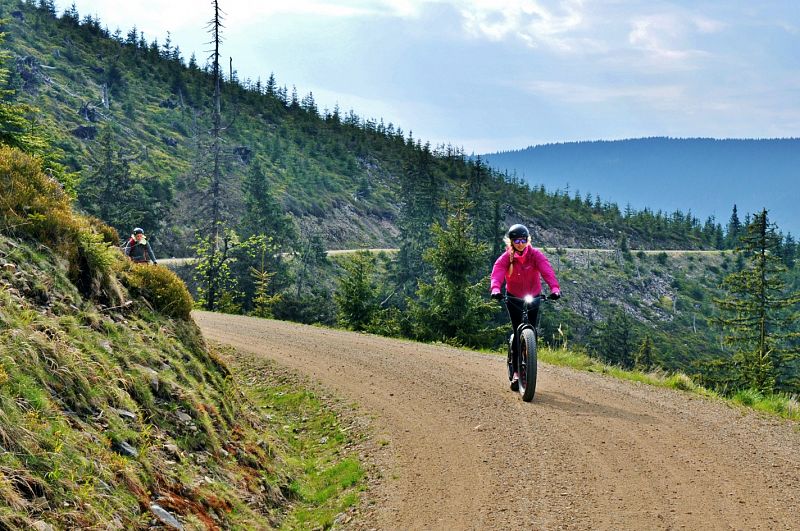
732, 388, 763, 407
85, 215, 120, 246
124, 263, 194, 319
668, 373, 697, 391
78, 230, 117, 274
0, 145, 73, 244
687, 282, 705, 301
0, 146, 122, 302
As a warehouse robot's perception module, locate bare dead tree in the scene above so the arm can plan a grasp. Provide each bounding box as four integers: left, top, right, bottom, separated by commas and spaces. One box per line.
204, 0, 225, 310
210, 0, 223, 244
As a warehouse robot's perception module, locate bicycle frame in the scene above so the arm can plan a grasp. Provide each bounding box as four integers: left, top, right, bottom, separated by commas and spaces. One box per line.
503, 294, 549, 401
505, 294, 544, 350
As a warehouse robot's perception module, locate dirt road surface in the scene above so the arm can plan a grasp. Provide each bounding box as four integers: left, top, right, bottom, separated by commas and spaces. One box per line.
194, 311, 800, 530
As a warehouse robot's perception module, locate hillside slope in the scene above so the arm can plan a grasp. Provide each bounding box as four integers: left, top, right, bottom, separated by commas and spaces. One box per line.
1, 1, 732, 256
0, 237, 289, 528
0, 143, 370, 528
196, 311, 800, 529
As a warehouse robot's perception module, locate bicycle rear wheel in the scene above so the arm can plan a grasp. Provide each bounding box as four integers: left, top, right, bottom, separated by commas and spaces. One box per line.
518, 328, 538, 402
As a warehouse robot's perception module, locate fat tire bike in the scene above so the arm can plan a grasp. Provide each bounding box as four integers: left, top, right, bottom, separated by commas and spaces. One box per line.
502, 294, 554, 402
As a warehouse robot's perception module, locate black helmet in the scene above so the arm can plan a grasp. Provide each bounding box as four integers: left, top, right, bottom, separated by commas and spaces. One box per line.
133, 227, 144, 235
507, 224, 529, 240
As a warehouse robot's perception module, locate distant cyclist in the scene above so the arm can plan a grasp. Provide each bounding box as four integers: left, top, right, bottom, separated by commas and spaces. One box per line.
490, 224, 560, 389
123, 227, 158, 265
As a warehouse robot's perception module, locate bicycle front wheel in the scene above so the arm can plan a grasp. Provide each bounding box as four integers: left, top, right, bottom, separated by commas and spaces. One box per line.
518, 328, 538, 402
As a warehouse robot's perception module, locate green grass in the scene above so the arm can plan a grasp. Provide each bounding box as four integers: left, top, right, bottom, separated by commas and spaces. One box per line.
732, 389, 800, 419
286, 459, 363, 528
0, 234, 298, 528
538, 346, 800, 421
225, 355, 365, 530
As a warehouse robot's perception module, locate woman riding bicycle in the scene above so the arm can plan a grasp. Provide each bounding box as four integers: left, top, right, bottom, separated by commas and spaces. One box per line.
490, 224, 560, 390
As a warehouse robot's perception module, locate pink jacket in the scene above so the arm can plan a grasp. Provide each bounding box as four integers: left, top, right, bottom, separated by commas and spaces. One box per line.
490, 245, 560, 298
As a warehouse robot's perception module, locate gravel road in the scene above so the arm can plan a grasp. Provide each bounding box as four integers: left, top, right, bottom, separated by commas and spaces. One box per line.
194, 311, 799, 530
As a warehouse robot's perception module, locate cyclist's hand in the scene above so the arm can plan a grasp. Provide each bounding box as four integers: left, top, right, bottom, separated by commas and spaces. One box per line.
491, 292, 503, 300
548, 291, 561, 300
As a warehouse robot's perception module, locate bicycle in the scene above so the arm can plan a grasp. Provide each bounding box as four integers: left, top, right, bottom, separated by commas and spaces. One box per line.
502, 293, 557, 402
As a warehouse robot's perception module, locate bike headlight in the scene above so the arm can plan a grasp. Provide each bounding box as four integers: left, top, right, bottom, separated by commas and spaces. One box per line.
524, 295, 534, 304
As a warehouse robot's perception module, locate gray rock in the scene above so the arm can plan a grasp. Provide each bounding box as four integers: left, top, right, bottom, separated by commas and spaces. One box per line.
113, 441, 138, 458
133, 364, 159, 392
163, 443, 181, 458
150, 504, 183, 530
111, 408, 136, 420
175, 411, 192, 423
31, 521, 54, 531
71, 125, 97, 140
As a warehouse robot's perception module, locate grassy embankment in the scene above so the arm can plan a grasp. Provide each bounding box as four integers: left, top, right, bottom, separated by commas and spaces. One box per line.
225, 351, 365, 529
0, 145, 363, 528
538, 347, 800, 421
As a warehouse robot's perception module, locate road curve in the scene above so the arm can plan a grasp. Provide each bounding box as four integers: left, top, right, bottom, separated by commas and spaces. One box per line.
194, 311, 799, 530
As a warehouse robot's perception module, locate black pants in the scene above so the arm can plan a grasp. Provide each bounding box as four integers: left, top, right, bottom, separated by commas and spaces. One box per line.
506, 295, 539, 374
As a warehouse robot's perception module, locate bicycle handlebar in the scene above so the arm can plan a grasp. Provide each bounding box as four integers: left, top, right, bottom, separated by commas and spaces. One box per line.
503, 293, 557, 304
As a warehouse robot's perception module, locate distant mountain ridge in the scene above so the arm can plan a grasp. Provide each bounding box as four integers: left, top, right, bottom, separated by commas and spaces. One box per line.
482, 137, 800, 236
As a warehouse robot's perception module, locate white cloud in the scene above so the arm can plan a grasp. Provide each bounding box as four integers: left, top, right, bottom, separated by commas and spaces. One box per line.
458, 0, 586, 51
222, 0, 380, 24
218, 0, 441, 24
628, 13, 717, 66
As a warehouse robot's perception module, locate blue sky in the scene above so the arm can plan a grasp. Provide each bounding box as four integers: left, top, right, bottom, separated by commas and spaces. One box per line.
56, 1, 799, 153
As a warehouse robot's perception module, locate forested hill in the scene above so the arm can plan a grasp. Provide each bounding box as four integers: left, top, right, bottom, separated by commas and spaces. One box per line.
1, 0, 749, 257
482, 138, 800, 237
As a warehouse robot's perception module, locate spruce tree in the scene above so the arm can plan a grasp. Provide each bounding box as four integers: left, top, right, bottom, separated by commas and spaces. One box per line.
241, 160, 295, 245
635, 335, 655, 371
334, 251, 380, 331
409, 187, 496, 347
78, 125, 134, 234
248, 236, 281, 318
715, 209, 800, 393
781, 233, 796, 269
726, 204, 742, 248
250, 266, 280, 318
63, 3, 80, 24
397, 142, 439, 291
591, 307, 635, 368
466, 157, 500, 264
